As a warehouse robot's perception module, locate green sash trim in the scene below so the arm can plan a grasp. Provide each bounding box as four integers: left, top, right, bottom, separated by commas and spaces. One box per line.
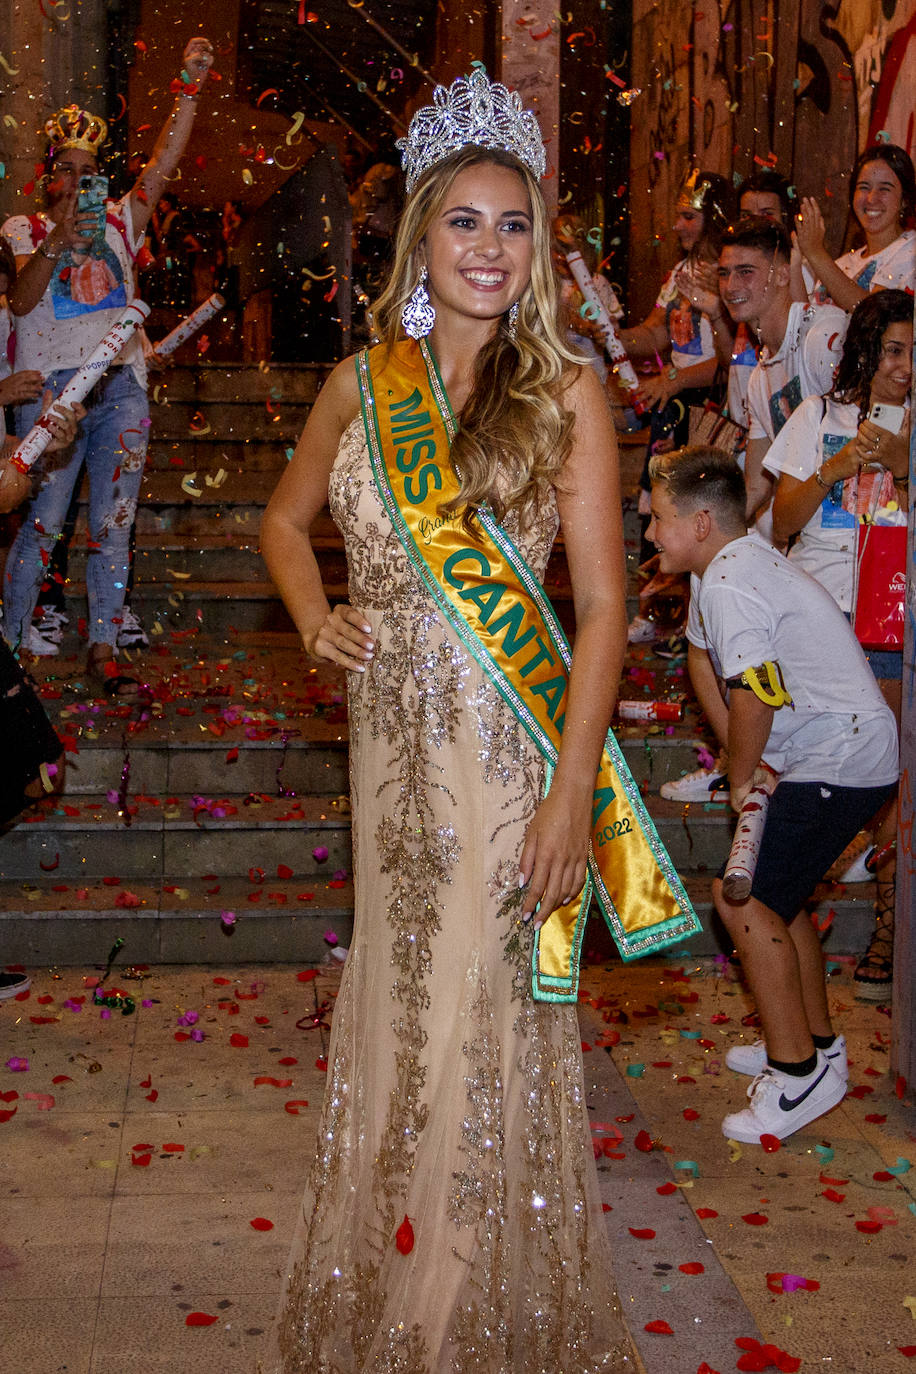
357, 339, 700, 1001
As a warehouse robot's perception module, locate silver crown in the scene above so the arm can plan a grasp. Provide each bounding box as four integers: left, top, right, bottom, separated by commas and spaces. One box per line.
398, 68, 547, 194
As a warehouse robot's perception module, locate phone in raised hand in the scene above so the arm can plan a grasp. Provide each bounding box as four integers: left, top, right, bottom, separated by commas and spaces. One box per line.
77, 173, 109, 241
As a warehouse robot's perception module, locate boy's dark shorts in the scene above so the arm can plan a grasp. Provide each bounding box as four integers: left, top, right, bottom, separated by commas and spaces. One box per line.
718, 779, 897, 924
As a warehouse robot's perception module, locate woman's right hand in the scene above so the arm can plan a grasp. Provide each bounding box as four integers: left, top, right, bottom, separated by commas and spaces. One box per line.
304, 603, 375, 671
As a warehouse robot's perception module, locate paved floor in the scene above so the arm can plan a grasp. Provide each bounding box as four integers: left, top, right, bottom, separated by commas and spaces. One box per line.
1, 950, 914, 1373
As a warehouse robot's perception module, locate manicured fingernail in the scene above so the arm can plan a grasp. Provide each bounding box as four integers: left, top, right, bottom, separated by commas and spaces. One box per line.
522, 911, 532, 925
517, 872, 526, 888
533, 919, 543, 931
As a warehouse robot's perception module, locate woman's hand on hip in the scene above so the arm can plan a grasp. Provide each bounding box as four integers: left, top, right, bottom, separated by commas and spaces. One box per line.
304, 603, 375, 671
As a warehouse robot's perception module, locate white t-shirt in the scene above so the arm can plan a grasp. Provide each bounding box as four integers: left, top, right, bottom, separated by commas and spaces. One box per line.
2, 196, 146, 388
688, 536, 898, 786
746, 302, 848, 442
656, 259, 716, 369
762, 394, 898, 611
811, 230, 916, 304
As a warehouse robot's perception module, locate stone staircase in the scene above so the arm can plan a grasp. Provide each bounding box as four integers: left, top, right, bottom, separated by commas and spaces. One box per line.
0, 364, 877, 967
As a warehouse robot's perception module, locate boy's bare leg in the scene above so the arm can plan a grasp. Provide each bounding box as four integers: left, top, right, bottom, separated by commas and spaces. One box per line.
713, 878, 816, 1063
786, 909, 833, 1040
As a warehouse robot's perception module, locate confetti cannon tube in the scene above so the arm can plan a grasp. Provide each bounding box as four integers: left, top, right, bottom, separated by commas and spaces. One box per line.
721, 772, 779, 903
9, 300, 150, 473
564, 250, 645, 413
153, 292, 225, 358
617, 699, 684, 722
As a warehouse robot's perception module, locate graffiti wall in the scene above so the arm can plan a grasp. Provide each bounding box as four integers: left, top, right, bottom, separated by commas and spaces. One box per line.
627, 0, 916, 317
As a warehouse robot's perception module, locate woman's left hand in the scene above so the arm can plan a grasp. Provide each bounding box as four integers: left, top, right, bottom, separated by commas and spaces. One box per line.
183, 37, 214, 86
41, 394, 86, 453
634, 372, 677, 411
856, 415, 910, 480
518, 788, 590, 926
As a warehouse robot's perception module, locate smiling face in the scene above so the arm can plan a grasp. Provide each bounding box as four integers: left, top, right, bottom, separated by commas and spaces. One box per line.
717, 243, 788, 324
647, 483, 704, 575
869, 320, 913, 406
852, 160, 904, 248
420, 161, 533, 329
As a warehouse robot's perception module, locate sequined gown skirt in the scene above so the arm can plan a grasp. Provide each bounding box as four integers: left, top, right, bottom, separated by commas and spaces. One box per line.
267, 422, 632, 1373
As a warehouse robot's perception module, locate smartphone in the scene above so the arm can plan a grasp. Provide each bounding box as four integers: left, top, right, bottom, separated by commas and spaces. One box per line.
77, 173, 109, 239
868, 401, 906, 435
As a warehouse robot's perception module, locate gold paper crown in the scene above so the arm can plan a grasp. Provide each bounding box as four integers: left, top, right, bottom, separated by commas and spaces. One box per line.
677, 169, 711, 211
44, 105, 109, 157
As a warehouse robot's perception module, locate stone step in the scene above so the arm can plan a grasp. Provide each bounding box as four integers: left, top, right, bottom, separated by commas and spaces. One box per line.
0, 792, 352, 881
0, 869, 877, 967
0, 875, 355, 966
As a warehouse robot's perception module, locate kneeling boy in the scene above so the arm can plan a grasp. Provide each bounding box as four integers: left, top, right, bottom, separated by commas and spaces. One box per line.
647, 445, 898, 1143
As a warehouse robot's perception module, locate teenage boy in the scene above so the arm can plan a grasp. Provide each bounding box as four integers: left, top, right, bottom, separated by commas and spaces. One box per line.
647, 445, 898, 1143
717, 217, 847, 522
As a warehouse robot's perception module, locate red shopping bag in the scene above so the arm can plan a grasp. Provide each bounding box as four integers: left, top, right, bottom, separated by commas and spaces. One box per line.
853, 524, 907, 650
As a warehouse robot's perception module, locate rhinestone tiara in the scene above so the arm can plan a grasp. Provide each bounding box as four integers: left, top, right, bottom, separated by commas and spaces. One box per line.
398, 68, 546, 194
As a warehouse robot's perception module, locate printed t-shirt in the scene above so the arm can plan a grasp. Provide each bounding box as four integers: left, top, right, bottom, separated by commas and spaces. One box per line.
746, 302, 847, 442
811, 230, 916, 304
689, 535, 897, 786
762, 394, 898, 611
2, 196, 146, 388
655, 259, 716, 369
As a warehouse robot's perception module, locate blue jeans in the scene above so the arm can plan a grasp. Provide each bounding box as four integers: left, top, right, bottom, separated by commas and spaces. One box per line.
3, 366, 149, 649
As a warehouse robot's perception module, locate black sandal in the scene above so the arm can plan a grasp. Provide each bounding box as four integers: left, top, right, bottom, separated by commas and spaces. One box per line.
853, 885, 894, 1002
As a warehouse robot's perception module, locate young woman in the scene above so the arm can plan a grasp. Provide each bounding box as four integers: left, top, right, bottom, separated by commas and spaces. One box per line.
766, 289, 911, 1000
258, 71, 679, 1373
795, 143, 916, 311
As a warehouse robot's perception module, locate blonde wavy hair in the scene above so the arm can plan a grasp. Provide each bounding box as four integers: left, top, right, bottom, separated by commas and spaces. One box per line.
371, 146, 583, 530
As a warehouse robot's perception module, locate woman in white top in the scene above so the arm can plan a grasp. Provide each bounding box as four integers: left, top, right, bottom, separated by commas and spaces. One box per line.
795, 143, 916, 312
767, 288, 911, 1003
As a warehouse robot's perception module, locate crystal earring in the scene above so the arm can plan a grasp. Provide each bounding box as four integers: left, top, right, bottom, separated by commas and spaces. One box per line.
401, 267, 436, 339
506, 300, 520, 340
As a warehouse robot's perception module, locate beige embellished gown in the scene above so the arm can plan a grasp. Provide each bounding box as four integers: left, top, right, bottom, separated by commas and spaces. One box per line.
267, 419, 634, 1373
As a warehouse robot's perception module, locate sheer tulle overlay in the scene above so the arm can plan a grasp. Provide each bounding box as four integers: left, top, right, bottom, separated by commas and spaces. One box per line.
264, 421, 633, 1373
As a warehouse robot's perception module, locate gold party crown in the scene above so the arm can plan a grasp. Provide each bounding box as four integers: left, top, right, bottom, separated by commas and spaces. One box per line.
44, 105, 109, 157
678, 168, 711, 211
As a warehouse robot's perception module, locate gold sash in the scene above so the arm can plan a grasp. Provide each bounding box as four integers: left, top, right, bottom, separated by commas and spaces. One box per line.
357, 338, 699, 1000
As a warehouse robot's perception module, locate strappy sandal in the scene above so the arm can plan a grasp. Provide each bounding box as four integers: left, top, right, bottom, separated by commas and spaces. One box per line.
853, 889, 894, 1002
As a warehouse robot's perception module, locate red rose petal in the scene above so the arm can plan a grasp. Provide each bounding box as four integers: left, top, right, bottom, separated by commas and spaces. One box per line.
0, 1091, 18, 1103
162, 1143, 185, 1153
696, 1207, 718, 1219
656, 1182, 677, 1195
634, 1129, 654, 1152
250, 1217, 274, 1230
278, 1057, 298, 1066
897, 1347, 916, 1357
628, 1227, 656, 1239
742, 1212, 769, 1225
821, 1188, 846, 1203
873, 1170, 894, 1182
644, 1320, 673, 1335
865, 1114, 887, 1123
395, 1214, 414, 1254
131, 1152, 152, 1167
315, 1056, 328, 1072
229, 1033, 249, 1047
52, 1075, 73, 1085
759, 1133, 781, 1153
683, 1108, 700, 1121
284, 1099, 310, 1114
679, 1261, 704, 1274
856, 1219, 883, 1233
253, 1076, 292, 1087
277, 864, 294, 879
896, 1075, 907, 1099
297, 970, 318, 982
185, 1312, 219, 1326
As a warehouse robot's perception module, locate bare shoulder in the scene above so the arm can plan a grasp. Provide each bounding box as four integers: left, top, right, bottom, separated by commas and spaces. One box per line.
318, 353, 363, 432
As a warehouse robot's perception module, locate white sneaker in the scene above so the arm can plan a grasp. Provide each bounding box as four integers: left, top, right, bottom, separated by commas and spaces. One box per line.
116, 608, 150, 650
722, 1051, 846, 1143
627, 615, 660, 644
660, 768, 729, 802
36, 607, 68, 641
726, 1034, 848, 1083
838, 846, 876, 884
25, 624, 60, 656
